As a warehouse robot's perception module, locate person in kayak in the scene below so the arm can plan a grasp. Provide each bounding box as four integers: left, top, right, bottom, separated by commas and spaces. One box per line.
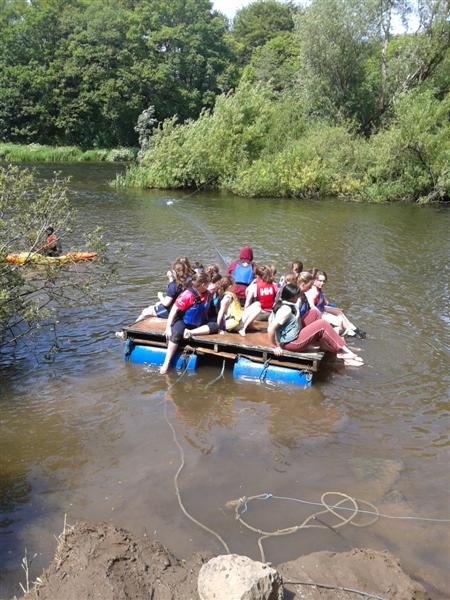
227, 245, 256, 306
36, 226, 62, 256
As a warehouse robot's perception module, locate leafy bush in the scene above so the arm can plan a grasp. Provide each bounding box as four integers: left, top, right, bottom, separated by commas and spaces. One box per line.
363, 89, 450, 202
120, 81, 449, 203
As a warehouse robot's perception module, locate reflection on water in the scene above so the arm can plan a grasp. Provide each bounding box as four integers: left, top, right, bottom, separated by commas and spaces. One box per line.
0, 163, 449, 597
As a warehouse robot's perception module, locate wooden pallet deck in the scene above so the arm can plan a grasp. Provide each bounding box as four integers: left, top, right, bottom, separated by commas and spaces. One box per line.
123, 317, 324, 373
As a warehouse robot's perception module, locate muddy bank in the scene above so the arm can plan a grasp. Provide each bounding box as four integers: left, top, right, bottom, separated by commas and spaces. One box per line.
19, 521, 429, 600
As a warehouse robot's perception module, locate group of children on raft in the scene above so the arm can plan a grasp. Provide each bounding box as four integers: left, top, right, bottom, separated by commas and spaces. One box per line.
134, 246, 366, 374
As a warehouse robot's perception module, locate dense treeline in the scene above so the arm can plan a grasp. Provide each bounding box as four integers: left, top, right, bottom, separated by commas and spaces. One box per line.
1, 0, 449, 201
0, 0, 237, 147
120, 0, 449, 203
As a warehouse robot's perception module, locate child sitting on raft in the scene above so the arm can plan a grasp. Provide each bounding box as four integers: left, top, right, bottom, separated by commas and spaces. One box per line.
279, 260, 303, 287
214, 275, 264, 335
241, 265, 278, 334
306, 270, 366, 338
165, 256, 194, 283
227, 245, 256, 306
138, 260, 189, 321
268, 281, 364, 367
160, 272, 219, 374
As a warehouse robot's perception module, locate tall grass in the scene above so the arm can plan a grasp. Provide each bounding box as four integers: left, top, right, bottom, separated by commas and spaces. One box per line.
0, 143, 138, 163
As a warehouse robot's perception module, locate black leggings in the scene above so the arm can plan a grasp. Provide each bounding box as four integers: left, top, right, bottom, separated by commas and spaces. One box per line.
170, 319, 219, 343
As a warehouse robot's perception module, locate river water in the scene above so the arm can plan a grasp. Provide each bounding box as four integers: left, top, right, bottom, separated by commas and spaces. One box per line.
0, 163, 449, 598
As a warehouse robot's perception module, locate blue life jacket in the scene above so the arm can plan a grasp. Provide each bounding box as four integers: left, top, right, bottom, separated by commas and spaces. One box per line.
232, 261, 254, 285
183, 288, 210, 327
316, 290, 325, 312
299, 296, 310, 318
276, 301, 301, 346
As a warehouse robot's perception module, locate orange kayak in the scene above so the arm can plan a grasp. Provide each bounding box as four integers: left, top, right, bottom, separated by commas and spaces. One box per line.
5, 251, 97, 264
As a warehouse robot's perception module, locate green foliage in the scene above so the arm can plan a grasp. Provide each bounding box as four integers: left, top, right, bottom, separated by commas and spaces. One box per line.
229, 122, 367, 198
119, 83, 279, 189
231, 0, 296, 65
242, 31, 300, 92
0, 143, 137, 162
295, 0, 375, 125
0, 165, 114, 349
0, 0, 237, 147
294, 0, 450, 130
364, 89, 450, 202
121, 78, 449, 203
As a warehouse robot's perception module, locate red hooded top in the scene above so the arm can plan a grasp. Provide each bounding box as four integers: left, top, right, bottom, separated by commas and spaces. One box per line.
227, 246, 256, 301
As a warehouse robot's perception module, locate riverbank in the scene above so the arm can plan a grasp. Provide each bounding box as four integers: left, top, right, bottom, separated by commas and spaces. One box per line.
18, 521, 428, 600
0, 143, 137, 163
116, 84, 449, 204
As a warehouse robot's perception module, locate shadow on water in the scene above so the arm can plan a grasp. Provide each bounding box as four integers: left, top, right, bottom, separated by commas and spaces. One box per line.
1, 163, 449, 597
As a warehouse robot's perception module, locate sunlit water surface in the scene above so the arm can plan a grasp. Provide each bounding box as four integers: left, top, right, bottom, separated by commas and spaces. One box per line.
0, 164, 449, 598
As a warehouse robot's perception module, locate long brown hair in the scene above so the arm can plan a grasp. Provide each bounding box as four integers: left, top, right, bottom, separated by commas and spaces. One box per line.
191, 272, 209, 288
214, 275, 234, 297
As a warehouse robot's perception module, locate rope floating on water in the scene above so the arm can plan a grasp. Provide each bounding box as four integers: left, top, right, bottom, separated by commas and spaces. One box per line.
162, 352, 230, 554
234, 492, 450, 523
234, 492, 379, 563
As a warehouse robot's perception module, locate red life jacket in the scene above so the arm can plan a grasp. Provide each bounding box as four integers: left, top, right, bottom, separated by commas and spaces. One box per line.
256, 280, 276, 311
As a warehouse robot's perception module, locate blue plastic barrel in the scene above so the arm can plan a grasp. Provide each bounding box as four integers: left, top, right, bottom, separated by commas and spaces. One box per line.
233, 357, 312, 387
125, 342, 197, 371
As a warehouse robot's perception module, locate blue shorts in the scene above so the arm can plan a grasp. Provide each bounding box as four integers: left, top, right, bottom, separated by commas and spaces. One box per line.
154, 304, 170, 319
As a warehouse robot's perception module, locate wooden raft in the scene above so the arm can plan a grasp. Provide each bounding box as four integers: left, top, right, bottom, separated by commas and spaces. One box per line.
123, 317, 324, 373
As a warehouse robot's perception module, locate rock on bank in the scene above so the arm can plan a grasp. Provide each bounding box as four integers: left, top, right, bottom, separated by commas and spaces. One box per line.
19, 521, 428, 600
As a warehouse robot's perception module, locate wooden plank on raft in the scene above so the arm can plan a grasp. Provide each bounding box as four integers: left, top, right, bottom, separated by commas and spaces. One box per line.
123, 316, 324, 371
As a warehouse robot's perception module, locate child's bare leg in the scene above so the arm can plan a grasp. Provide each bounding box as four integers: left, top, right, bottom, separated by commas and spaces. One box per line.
183, 324, 211, 338
137, 305, 157, 322
160, 341, 178, 374
239, 303, 261, 336
325, 306, 356, 332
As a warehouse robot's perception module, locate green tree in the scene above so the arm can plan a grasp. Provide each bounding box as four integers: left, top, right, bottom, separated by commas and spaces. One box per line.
295, 0, 374, 125
0, 0, 237, 147
231, 0, 296, 65
0, 165, 111, 350
243, 31, 300, 91
294, 0, 450, 130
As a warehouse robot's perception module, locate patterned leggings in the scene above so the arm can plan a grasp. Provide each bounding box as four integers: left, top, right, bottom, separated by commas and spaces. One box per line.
282, 308, 345, 353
